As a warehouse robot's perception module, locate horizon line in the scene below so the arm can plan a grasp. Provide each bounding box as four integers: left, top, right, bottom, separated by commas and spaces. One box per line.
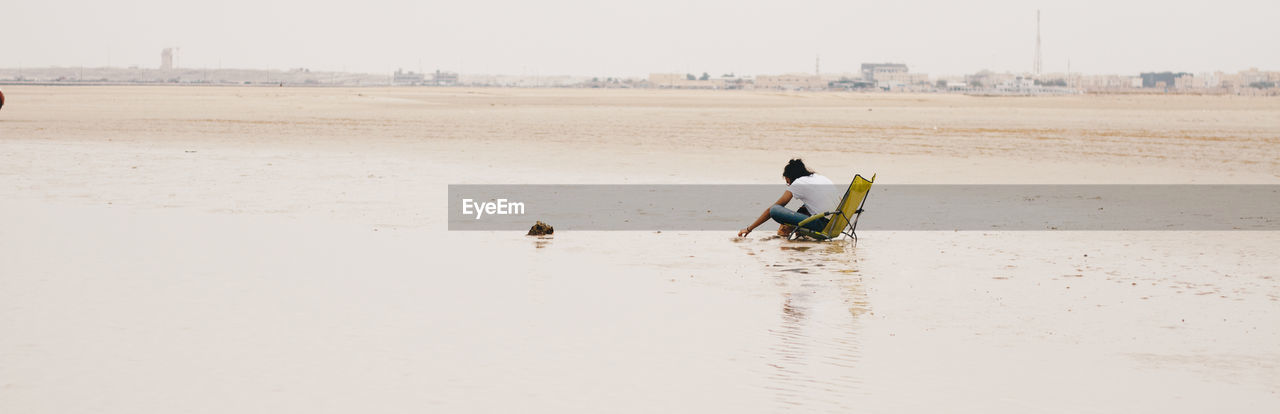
1, 64, 1276, 79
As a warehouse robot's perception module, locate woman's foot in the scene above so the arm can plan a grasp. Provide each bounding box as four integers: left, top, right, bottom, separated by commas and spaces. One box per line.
777, 224, 796, 236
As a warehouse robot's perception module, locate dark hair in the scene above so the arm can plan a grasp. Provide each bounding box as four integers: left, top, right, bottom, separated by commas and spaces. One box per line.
782, 158, 813, 182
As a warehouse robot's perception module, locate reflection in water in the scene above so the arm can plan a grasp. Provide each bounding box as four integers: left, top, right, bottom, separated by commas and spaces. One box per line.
740, 239, 870, 411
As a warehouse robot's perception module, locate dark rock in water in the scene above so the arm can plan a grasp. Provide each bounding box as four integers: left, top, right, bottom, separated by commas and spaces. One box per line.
527, 221, 554, 236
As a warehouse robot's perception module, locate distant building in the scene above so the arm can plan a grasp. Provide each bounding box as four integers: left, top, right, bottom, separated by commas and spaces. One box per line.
1192, 72, 1222, 89
828, 77, 876, 90
753, 73, 825, 90
857, 63, 927, 90
1174, 74, 1196, 90
648, 73, 685, 87
938, 79, 973, 91
392, 69, 425, 85
1074, 74, 1143, 91
1140, 72, 1189, 88
432, 70, 458, 86
160, 48, 173, 70
646, 73, 727, 89
1218, 71, 1243, 88
860, 63, 908, 82
873, 71, 930, 90
965, 70, 1014, 88
1238, 67, 1270, 86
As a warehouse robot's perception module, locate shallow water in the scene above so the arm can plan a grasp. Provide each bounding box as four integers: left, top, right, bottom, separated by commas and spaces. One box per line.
6, 203, 1275, 412
2, 86, 1278, 412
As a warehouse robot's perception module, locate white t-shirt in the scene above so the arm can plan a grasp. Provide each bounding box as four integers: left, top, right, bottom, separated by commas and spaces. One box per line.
788, 174, 839, 214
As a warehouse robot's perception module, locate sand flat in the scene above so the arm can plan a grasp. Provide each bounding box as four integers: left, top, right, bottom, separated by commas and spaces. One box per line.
1, 86, 1278, 413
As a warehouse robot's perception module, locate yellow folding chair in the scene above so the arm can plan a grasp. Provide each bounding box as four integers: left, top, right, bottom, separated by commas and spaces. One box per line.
792, 174, 875, 241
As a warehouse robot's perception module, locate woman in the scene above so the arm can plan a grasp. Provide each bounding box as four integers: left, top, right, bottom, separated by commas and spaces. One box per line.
738, 159, 839, 237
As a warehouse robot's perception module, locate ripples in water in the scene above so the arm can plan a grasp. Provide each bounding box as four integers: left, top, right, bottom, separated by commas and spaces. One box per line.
738, 237, 871, 411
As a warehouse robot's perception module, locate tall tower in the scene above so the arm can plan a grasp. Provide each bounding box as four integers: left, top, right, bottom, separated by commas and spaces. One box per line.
160, 48, 173, 70
815, 55, 821, 76
1033, 10, 1043, 76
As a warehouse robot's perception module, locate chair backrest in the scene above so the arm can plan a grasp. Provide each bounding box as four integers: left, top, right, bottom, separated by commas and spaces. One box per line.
820, 174, 875, 238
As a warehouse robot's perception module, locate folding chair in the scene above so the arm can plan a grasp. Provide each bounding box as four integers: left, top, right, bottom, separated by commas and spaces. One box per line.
792, 174, 875, 241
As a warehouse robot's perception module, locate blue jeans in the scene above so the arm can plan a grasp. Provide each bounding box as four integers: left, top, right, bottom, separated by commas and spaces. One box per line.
769, 205, 828, 231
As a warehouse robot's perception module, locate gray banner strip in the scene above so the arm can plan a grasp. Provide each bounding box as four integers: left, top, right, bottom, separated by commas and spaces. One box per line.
447, 185, 1280, 231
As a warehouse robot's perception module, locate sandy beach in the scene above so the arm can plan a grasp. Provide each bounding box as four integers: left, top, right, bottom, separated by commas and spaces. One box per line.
1, 86, 1278, 412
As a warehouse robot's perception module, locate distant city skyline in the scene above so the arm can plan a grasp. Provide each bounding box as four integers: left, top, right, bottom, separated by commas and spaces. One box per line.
2, 0, 1277, 77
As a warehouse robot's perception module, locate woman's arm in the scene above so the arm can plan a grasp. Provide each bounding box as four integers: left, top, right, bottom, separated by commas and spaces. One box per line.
738, 190, 793, 237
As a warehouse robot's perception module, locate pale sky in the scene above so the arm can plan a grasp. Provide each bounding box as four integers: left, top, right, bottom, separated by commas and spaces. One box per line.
2, 0, 1276, 77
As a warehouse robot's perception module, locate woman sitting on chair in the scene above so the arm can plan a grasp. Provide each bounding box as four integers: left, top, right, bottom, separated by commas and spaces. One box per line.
738, 158, 840, 237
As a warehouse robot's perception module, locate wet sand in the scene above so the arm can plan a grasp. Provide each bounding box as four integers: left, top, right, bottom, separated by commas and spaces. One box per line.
1, 86, 1278, 412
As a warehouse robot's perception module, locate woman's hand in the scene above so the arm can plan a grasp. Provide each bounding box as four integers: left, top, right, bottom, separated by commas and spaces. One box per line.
741, 194, 788, 238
